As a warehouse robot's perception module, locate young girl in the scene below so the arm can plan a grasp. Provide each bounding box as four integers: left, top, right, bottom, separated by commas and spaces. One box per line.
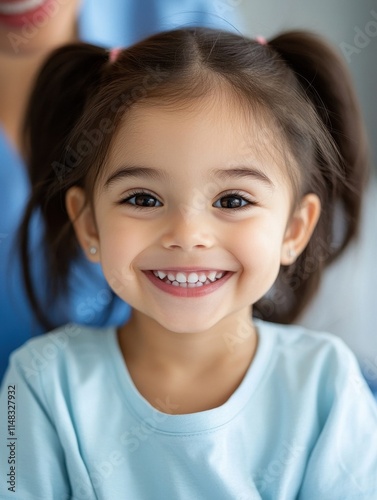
1, 27, 376, 499
0, 0, 233, 382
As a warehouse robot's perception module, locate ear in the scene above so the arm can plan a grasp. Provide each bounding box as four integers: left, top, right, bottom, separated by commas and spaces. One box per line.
281, 193, 321, 265
65, 186, 100, 262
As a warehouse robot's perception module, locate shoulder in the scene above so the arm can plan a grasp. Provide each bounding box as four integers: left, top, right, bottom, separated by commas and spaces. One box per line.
256, 318, 353, 357
7, 323, 115, 383
254, 319, 363, 391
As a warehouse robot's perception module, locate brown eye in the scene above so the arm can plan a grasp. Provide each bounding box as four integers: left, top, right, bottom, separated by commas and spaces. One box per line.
133, 194, 158, 207
121, 192, 162, 208
214, 195, 249, 209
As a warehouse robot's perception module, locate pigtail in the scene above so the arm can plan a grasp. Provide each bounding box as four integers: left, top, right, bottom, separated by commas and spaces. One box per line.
19, 43, 109, 329
257, 31, 370, 323
269, 31, 370, 254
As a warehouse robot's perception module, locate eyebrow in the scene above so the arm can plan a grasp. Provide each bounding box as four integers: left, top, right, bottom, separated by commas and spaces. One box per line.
211, 167, 274, 187
104, 165, 274, 189
104, 166, 168, 189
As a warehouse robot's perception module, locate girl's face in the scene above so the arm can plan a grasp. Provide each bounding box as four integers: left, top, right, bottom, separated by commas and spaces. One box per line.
68, 96, 320, 334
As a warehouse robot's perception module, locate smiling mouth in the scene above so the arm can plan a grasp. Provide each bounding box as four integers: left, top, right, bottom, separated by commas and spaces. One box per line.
151, 270, 227, 288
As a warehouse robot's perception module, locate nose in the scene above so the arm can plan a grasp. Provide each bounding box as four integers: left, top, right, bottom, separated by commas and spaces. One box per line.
160, 210, 215, 251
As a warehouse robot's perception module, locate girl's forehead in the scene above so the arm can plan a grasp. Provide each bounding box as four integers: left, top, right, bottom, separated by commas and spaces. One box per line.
106, 98, 289, 179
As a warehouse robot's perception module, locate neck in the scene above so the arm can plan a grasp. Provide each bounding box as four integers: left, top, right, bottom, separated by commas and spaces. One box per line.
118, 306, 257, 378
118, 307, 258, 414
0, 16, 78, 152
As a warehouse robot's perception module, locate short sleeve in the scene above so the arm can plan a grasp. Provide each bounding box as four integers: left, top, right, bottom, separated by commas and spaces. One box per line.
0, 351, 71, 500
298, 339, 377, 499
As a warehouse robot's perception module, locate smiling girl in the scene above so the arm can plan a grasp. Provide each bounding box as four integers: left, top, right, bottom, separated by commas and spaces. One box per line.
0, 28, 376, 499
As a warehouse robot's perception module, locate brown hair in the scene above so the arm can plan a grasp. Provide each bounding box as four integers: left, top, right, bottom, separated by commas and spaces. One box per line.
20, 27, 369, 329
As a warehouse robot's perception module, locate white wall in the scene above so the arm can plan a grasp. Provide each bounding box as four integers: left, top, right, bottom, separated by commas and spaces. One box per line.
238, 0, 377, 168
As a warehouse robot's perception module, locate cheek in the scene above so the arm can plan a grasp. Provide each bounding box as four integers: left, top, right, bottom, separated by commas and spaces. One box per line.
95, 214, 148, 286
97, 208, 146, 244
230, 217, 286, 282
232, 216, 285, 256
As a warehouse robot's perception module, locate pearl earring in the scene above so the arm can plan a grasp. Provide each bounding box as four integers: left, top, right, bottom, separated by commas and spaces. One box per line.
288, 247, 296, 260
89, 246, 97, 255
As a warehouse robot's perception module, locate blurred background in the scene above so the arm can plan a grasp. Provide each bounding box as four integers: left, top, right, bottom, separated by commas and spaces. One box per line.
239, 0, 377, 169
237, 0, 377, 393
80, 0, 377, 168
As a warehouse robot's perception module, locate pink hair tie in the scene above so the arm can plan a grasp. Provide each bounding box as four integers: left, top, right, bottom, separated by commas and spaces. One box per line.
255, 36, 268, 46
109, 47, 122, 63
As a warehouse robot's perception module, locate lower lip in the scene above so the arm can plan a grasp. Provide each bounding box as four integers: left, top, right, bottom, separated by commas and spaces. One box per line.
0, 0, 53, 28
144, 271, 233, 298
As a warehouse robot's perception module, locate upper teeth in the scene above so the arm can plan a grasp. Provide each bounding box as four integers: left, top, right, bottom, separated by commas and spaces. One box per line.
153, 270, 225, 284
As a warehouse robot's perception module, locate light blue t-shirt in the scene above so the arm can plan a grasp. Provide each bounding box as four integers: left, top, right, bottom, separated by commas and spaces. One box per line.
1, 319, 376, 499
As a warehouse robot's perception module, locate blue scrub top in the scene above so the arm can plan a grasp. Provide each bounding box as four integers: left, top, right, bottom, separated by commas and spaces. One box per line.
0, 1, 242, 381
79, 0, 243, 47
0, 129, 132, 380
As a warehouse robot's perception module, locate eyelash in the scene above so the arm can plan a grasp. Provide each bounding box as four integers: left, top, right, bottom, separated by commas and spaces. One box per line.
119, 190, 163, 210
213, 190, 257, 211
119, 190, 257, 211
